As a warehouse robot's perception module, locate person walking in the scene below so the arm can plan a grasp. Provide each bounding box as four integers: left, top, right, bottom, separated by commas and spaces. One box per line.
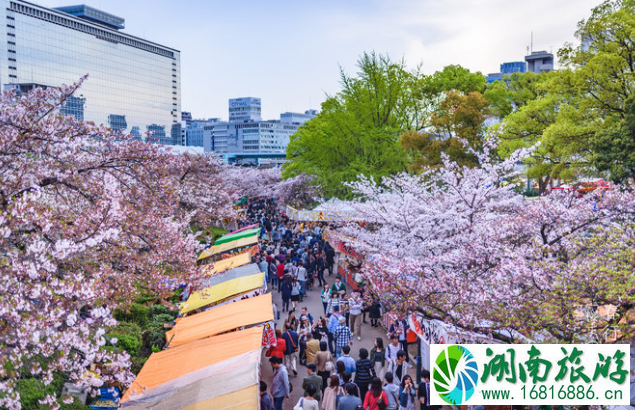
337, 383, 362, 410
383, 372, 400, 410
298, 316, 312, 366
370, 337, 386, 380
314, 341, 335, 393
326, 245, 335, 276
294, 384, 319, 410
368, 299, 381, 328
260, 381, 274, 410
327, 306, 343, 353
333, 316, 352, 358
327, 292, 341, 316
305, 332, 320, 365
385, 350, 412, 385
354, 348, 376, 401
417, 370, 441, 410
398, 375, 416, 410
291, 277, 301, 310
348, 292, 363, 341
265, 329, 286, 360
281, 276, 292, 312
269, 357, 290, 410
336, 345, 356, 373
322, 375, 342, 410
298, 262, 308, 298
331, 277, 346, 295
303, 364, 323, 402
321, 284, 331, 315
285, 310, 299, 332
313, 317, 330, 346
362, 377, 388, 410
270, 261, 279, 291
315, 252, 326, 287
282, 324, 299, 376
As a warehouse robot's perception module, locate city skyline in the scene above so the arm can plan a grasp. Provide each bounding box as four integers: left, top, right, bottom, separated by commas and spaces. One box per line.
33, 0, 600, 120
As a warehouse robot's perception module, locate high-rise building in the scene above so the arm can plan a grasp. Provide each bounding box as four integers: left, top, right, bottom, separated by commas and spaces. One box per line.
525, 51, 554, 74
0, 1, 181, 144
228, 97, 261, 122
203, 99, 316, 164
185, 118, 220, 147
486, 61, 527, 83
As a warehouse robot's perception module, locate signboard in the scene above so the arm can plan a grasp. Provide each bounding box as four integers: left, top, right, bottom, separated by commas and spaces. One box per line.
262, 321, 276, 348
430, 344, 630, 406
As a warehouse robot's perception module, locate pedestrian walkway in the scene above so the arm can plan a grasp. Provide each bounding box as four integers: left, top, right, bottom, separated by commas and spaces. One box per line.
260, 273, 397, 410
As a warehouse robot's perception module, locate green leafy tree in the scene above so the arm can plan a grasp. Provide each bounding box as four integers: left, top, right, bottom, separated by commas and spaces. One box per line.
592, 96, 635, 181
283, 52, 418, 197
401, 91, 490, 171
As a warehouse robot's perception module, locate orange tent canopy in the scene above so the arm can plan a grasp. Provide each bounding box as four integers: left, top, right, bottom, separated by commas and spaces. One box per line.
165, 293, 272, 348
122, 326, 262, 403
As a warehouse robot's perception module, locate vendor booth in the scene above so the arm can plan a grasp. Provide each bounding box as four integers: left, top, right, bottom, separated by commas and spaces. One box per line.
166, 293, 273, 348
121, 327, 262, 410
197, 235, 259, 264
179, 272, 265, 315
200, 252, 251, 276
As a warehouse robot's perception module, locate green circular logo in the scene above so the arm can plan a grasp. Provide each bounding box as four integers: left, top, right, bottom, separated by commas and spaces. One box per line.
432, 345, 479, 405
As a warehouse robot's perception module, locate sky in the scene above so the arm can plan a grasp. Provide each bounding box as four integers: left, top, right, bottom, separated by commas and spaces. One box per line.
34, 0, 601, 121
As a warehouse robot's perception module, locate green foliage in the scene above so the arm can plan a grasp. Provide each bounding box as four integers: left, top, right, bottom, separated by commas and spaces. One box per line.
401, 91, 490, 172
147, 304, 173, 317
591, 96, 635, 181
114, 304, 149, 326
16, 373, 89, 410
106, 321, 143, 356
284, 52, 416, 197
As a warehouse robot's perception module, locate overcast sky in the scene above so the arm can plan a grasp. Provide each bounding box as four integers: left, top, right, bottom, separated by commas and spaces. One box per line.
34, 0, 601, 121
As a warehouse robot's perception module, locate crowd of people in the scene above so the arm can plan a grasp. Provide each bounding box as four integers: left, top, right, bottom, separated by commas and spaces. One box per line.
238, 199, 438, 410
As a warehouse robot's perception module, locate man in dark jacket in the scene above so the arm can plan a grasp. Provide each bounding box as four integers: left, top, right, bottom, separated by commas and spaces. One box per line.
282, 324, 299, 376
326, 246, 335, 276
302, 364, 323, 402
418, 370, 441, 410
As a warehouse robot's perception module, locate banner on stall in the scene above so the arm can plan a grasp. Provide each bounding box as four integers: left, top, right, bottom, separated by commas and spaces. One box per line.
286, 206, 357, 222
262, 321, 276, 348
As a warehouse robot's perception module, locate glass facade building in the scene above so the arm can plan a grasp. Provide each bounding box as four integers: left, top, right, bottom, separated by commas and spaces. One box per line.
0, 1, 181, 145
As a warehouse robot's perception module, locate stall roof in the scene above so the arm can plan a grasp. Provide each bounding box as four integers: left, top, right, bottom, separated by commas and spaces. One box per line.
179, 272, 264, 314
121, 327, 262, 404
166, 293, 272, 348
207, 263, 261, 287
213, 228, 260, 245
197, 235, 259, 261
200, 253, 251, 276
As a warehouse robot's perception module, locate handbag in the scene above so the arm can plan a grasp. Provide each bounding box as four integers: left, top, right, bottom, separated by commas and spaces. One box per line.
293, 397, 304, 410
325, 352, 334, 373
377, 392, 388, 410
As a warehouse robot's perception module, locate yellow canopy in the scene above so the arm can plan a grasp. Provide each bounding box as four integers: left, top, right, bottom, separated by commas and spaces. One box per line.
200, 253, 251, 276
166, 293, 272, 348
179, 272, 264, 314
181, 385, 258, 410
197, 235, 259, 261
121, 327, 262, 404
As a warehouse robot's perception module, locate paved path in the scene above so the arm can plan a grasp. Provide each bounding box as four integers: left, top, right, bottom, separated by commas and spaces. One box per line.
260, 273, 401, 410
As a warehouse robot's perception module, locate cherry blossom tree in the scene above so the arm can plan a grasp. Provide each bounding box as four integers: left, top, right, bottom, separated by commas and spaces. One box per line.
0, 81, 232, 409
341, 138, 635, 343
221, 166, 317, 208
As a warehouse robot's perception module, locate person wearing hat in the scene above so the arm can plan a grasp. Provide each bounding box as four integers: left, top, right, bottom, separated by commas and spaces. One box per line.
333, 315, 353, 358
302, 363, 323, 402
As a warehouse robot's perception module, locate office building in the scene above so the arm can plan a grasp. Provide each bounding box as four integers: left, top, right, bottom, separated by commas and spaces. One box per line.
486, 61, 527, 83
203, 99, 316, 165
229, 97, 261, 122
1, 1, 181, 144
185, 118, 220, 147
525, 51, 554, 74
